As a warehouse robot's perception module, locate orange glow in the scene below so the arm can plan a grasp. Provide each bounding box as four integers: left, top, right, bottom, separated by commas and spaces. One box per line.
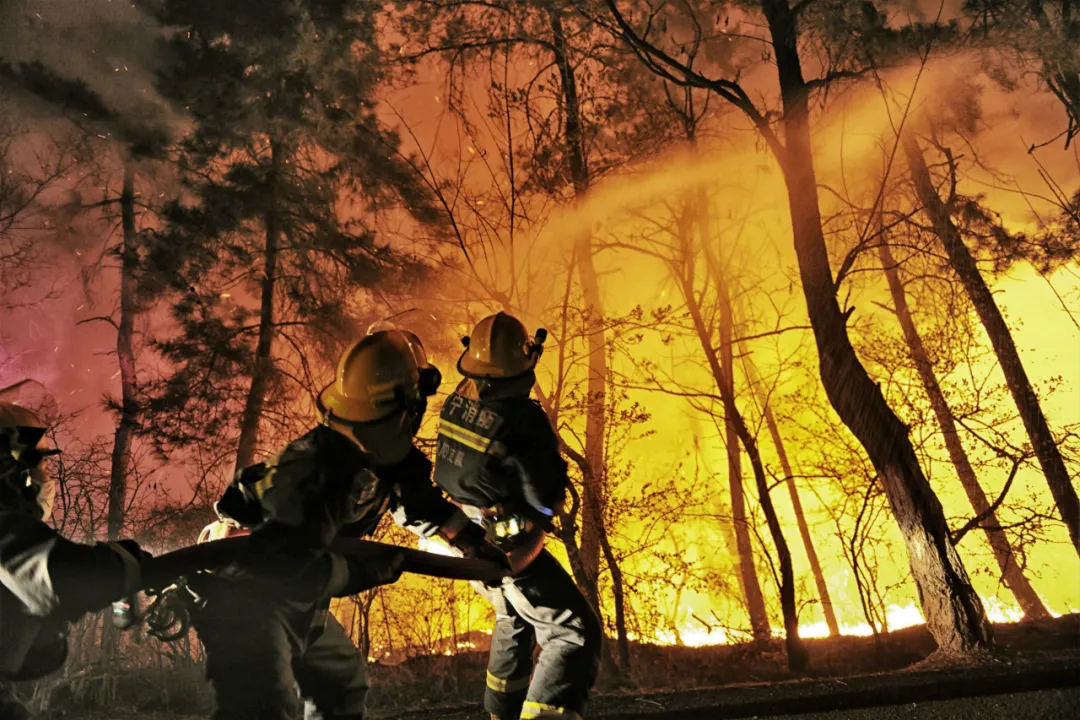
0, 12, 1075, 665
353, 50, 1080, 654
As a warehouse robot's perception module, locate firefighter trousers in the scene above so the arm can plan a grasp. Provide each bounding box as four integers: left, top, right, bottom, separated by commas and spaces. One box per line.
193, 585, 368, 720
472, 550, 602, 720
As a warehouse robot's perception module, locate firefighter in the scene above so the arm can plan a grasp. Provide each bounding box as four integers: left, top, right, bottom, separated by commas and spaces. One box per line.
1, 398, 151, 718
432, 312, 602, 720
186, 329, 500, 720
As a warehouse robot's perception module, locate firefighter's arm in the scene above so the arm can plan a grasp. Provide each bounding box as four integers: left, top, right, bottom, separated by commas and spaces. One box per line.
385, 445, 461, 538
0, 509, 148, 620
218, 435, 339, 548
385, 446, 505, 562
498, 402, 568, 526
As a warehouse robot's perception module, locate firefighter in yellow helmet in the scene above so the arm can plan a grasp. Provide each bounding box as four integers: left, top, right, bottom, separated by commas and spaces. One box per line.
432, 312, 602, 720
1, 393, 151, 719
186, 330, 496, 720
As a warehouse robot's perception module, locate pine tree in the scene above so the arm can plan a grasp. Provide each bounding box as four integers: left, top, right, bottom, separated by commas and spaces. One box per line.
902, 133, 1080, 556
964, 0, 1080, 146
141, 0, 440, 468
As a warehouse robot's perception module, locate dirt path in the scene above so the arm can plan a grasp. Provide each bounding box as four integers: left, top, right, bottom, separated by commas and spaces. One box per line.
385, 652, 1080, 719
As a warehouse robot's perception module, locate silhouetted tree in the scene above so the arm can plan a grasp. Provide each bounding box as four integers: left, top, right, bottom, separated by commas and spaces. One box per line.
603, 0, 992, 654
143, 0, 440, 469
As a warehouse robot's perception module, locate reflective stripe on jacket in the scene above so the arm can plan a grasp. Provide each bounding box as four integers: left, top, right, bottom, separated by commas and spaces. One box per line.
433, 379, 568, 530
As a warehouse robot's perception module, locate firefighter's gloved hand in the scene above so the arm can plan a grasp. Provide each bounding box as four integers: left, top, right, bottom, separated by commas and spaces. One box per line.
332, 549, 406, 596
114, 539, 180, 594
451, 523, 511, 569
101, 539, 153, 599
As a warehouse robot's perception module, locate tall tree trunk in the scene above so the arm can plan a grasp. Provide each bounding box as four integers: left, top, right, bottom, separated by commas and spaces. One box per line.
717, 242, 771, 641
555, 504, 597, 607
678, 268, 807, 670
681, 134, 770, 639
760, 0, 992, 654
235, 140, 282, 470
685, 145, 770, 637
556, 465, 600, 611
581, 448, 630, 672
877, 239, 1050, 619
559, 449, 622, 677
738, 349, 841, 636
599, 522, 630, 671
108, 161, 138, 542
680, 197, 807, 670
549, 6, 605, 603
902, 133, 1079, 556
598, 361, 631, 669
536, 390, 601, 613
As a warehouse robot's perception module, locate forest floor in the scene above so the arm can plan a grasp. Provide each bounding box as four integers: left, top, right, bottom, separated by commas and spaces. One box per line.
397, 661, 1080, 719
31, 614, 1080, 719
383, 615, 1080, 719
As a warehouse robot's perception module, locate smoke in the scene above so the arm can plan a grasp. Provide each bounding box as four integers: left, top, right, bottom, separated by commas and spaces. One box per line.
0, 2, 193, 435
0, 0, 188, 152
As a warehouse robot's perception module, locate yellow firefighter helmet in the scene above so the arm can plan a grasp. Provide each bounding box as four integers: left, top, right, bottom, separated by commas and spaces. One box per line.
458, 312, 547, 379
317, 330, 425, 424
365, 320, 442, 397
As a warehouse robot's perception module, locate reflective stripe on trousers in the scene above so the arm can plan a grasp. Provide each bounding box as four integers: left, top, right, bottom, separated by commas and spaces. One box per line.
521, 700, 583, 719
471, 550, 601, 719
487, 669, 531, 694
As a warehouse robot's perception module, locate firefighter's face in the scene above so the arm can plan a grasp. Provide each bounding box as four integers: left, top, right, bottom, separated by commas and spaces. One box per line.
2, 435, 56, 521
31, 462, 56, 522
332, 410, 414, 467
25, 435, 56, 521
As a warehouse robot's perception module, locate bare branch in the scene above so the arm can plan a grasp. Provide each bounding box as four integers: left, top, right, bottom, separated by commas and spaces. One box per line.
951, 456, 1023, 545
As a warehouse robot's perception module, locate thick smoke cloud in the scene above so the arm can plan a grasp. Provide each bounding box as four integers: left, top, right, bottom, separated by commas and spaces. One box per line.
0, 0, 186, 150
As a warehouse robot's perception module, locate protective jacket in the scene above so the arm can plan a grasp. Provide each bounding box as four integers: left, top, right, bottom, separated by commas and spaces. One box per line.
1, 446, 68, 681
431, 378, 598, 720
433, 378, 568, 533
190, 425, 466, 720
1, 453, 141, 680
215, 425, 459, 547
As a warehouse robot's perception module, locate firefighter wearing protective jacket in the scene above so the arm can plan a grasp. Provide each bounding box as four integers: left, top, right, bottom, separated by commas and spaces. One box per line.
185, 329, 497, 720
0, 397, 151, 719
432, 312, 602, 720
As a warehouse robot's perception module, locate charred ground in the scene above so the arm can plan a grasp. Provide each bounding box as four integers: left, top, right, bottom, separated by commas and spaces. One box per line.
26, 614, 1080, 719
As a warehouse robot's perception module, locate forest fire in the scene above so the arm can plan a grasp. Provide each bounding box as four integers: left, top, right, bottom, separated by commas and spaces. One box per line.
2, 1, 1080, 719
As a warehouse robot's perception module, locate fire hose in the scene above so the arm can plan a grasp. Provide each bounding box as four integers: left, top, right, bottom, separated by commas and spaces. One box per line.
113, 536, 509, 641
